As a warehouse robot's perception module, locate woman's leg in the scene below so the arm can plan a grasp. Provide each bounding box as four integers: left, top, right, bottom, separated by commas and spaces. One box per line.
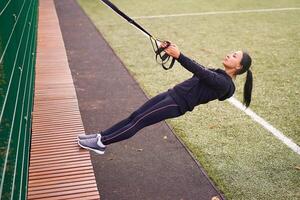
101, 94, 181, 145
101, 91, 170, 136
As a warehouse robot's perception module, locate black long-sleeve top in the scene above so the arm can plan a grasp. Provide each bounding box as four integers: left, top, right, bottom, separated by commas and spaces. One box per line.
168, 53, 235, 113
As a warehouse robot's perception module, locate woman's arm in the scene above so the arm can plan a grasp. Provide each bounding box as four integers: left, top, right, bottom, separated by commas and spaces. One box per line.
163, 42, 214, 78
163, 43, 229, 89
177, 53, 214, 79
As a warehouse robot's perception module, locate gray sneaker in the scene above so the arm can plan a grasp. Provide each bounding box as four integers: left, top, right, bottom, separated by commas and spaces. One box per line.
78, 136, 106, 155
77, 133, 99, 140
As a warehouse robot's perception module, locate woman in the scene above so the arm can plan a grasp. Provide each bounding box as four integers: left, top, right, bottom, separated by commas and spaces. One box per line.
77, 42, 253, 154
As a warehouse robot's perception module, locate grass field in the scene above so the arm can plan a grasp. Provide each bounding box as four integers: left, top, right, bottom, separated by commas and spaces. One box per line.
77, 0, 300, 199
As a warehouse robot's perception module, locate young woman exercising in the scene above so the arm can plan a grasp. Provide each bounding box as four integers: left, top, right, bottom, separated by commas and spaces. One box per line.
77, 42, 253, 154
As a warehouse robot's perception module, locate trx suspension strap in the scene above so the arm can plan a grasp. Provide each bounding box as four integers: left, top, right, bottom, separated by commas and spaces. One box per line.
99, 0, 175, 70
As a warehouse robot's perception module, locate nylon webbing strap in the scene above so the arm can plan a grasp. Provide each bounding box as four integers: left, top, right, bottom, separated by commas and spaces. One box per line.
99, 0, 175, 70
151, 40, 176, 70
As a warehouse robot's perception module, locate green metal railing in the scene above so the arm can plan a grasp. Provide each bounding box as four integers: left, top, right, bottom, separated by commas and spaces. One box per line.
0, 0, 38, 199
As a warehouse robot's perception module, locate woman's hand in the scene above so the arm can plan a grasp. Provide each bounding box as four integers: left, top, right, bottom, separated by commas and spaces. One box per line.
161, 41, 180, 59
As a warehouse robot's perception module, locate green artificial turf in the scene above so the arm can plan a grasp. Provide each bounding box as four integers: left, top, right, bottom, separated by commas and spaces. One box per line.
77, 0, 300, 199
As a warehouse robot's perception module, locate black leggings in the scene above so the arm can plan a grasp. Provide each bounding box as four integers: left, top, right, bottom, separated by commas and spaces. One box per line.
101, 92, 182, 145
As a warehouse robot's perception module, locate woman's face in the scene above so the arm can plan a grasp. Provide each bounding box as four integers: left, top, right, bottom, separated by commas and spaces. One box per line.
222, 51, 243, 71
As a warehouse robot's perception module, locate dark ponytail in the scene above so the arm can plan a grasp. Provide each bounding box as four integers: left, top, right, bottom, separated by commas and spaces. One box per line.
237, 52, 253, 108
243, 70, 253, 107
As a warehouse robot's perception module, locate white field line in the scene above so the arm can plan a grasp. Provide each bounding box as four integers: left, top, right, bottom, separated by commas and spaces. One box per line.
132, 7, 300, 19
227, 97, 300, 155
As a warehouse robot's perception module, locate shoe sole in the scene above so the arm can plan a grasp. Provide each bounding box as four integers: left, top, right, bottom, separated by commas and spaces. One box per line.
77, 140, 105, 155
